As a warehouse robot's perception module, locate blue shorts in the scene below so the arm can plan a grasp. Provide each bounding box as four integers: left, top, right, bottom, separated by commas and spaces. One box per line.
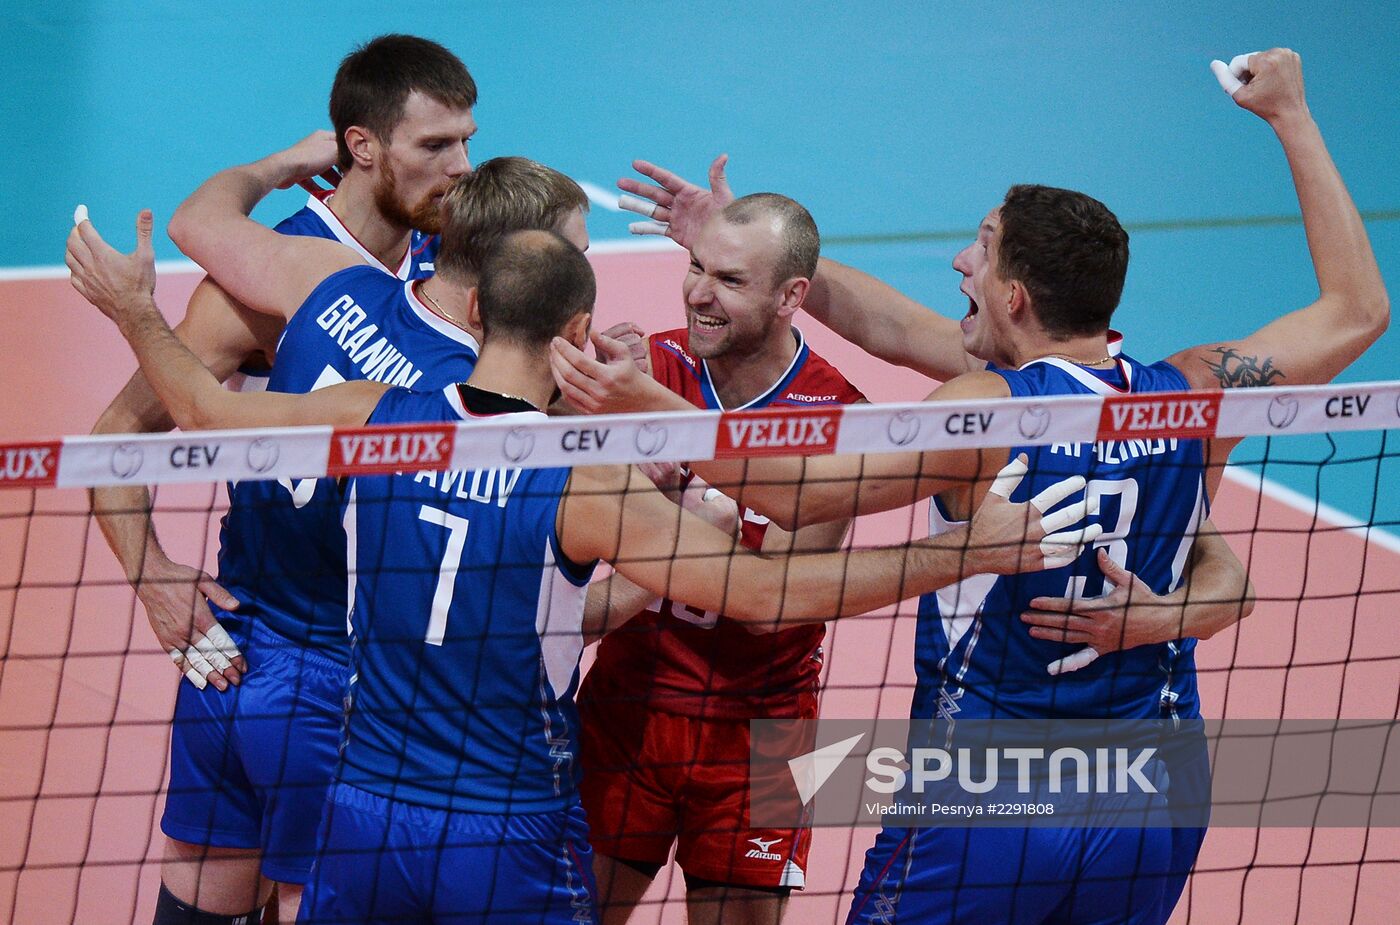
846, 823, 1190, 925
299, 783, 597, 924
161, 616, 347, 884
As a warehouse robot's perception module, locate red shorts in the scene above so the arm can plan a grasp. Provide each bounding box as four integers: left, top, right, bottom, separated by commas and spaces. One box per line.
577, 696, 811, 890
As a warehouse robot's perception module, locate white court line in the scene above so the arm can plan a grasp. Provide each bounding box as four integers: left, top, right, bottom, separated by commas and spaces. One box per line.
1222, 465, 1400, 556
0, 238, 679, 283
578, 181, 625, 212
0, 258, 203, 282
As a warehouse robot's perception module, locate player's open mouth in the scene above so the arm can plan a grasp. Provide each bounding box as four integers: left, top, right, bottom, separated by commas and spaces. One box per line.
692, 315, 727, 331
960, 295, 979, 334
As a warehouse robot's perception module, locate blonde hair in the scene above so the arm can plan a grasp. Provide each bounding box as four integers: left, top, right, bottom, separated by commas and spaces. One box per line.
436, 157, 588, 280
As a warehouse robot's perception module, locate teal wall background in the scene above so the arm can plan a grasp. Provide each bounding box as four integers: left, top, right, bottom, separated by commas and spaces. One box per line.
2, 1, 1397, 523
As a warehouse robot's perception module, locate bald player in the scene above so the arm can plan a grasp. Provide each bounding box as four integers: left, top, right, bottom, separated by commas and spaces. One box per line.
579, 194, 864, 924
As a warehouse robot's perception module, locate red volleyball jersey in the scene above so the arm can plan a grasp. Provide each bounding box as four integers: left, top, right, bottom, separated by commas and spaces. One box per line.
584, 328, 865, 719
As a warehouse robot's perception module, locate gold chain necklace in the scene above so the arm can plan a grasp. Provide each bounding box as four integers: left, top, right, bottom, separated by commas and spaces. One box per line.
1042, 352, 1115, 367
419, 282, 451, 320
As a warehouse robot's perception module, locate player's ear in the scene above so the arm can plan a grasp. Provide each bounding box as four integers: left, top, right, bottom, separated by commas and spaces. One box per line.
1007, 279, 1030, 320
465, 286, 483, 331
776, 276, 809, 319
343, 126, 376, 170
562, 311, 592, 350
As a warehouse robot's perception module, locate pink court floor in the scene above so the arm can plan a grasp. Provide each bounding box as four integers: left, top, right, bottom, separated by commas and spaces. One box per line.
2, 249, 1397, 923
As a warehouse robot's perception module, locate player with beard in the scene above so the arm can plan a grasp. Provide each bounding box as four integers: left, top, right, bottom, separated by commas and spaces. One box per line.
88, 34, 479, 925
132, 141, 590, 923
578, 194, 863, 925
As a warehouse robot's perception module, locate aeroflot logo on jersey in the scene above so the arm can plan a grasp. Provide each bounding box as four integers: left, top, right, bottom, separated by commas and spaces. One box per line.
327, 424, 454, 476
0, 442, 60, 487
715, 408, 842, 458
1097, 392, 1221, 441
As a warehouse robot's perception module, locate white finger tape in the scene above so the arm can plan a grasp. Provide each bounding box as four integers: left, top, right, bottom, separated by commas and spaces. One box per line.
628, 221, 670, 236
987, 456, 1027, 500
617, 194, 659, 219
183, 645, 216, 681
193, 634, 234, 672
203, 622, 242, 661
1048, 646, 1101, 676
169, 648, 207, 689
1210, 52, 1263, 97
1229, 52, 1260, 77
74, 204, 89, 226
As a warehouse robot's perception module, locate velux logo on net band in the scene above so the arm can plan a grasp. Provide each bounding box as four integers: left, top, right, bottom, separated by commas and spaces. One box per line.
715, 408, 842, 458
328, 425, 454, 475
0, 442, 60, 487
1098, 392, 1221, 441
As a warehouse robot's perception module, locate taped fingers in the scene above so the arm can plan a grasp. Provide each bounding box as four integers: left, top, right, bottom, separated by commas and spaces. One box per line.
987, 455, 1028, 499
202, 623, 242, 665
1229, 52, 1259, 77
628, 221, 670, 236
1037, 496, 1092, 535
192, 634, 234, 673
618, 194, 660, 219
1040, 524, 1104, 568
1048, 647, 1100, 676
1030, 474, 1087, 512
1210, 59, 1242, 96
1210, 51, 1263, 97
169, 648, 208, 690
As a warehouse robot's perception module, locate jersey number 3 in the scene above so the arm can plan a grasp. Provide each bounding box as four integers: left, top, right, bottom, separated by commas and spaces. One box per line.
1064, 477, 1139, 599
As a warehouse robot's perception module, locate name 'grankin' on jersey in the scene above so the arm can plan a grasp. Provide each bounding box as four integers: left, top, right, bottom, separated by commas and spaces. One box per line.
314, 294, 424, 388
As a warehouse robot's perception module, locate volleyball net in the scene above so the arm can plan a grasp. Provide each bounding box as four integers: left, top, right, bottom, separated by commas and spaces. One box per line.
2, 381, 1398, 924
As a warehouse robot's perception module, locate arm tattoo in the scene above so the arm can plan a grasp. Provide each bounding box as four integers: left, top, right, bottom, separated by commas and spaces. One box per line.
1200, 347, 1285, 388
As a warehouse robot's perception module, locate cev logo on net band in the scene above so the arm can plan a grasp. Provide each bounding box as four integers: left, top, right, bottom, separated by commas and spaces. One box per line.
1268, 395, 1299, 429
502, 427, 536, 464
886, 410, 921, 447
246, 438, 280, 474
110, 443, 145, 480
1018, 404, 1052, 441
634, 422, 669, 458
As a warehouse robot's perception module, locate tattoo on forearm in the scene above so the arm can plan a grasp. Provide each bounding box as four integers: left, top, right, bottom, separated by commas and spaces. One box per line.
1201, 347, 1284, 388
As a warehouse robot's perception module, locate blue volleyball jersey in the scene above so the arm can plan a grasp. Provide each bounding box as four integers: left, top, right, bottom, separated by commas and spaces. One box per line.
337, 385, 596, 813
216, 266, 479, 658
274, 190, 440, 280
914, 354, 1208, 724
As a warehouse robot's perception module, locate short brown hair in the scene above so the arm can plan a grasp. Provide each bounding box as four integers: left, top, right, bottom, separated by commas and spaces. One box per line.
996, 184, 1129, 338
329, 34, 477, 170
436, 157, 589, 281
719, 193, 820, 285
478, 230, 596, 348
